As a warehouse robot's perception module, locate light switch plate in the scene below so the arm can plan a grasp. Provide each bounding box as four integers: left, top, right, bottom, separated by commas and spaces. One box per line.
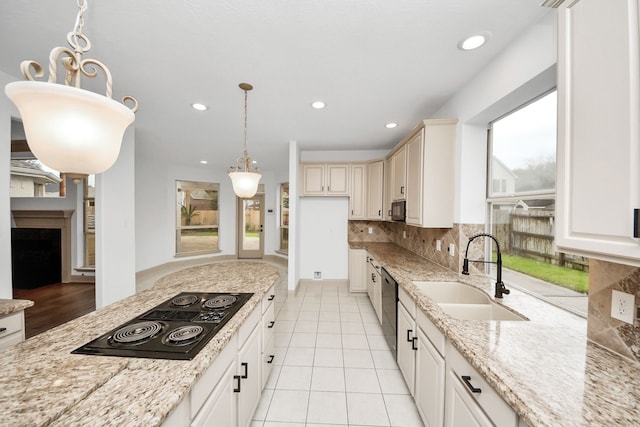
448, 244, 455, 257
611, 290, 635, 324
436, 240, 442, 251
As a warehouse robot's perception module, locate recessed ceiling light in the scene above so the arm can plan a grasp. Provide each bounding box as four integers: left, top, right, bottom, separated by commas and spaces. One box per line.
385, 123, 398, 129
311, 101, 326, 109
200, 160, 208, 164
458, 33, 490, 51
192, 103, 208, 111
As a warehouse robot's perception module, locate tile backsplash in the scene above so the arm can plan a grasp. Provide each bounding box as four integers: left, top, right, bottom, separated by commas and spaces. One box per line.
348, 220, 483, 273
588, 259, 640, 363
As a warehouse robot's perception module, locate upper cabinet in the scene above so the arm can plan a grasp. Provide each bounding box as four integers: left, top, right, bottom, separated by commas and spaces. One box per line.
301, 164, 349, 196
391, 146, 407, 201
367, 160, 384, 220
350, 164, 367, 220
405, 119, 457, 228
556, 0, 640, 266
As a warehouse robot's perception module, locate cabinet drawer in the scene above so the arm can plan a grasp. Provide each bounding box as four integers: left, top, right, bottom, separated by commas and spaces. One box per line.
262, 286, 275, 314
238, 305, 261, 349
416, 309, 445, 356
262, 302, 275, 352
446, 341, 517, 427
0, 311, 24, 338
398, 286, 416, 318
0, 332, 23, 350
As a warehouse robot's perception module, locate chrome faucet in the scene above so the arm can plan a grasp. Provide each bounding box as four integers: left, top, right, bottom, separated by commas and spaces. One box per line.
461, 233, 510, 298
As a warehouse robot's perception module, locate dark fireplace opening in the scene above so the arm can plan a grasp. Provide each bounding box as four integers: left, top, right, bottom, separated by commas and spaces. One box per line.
11, 228, 62, 289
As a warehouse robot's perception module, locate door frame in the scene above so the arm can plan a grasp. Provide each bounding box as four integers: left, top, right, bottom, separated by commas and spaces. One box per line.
236, 194, 265, 259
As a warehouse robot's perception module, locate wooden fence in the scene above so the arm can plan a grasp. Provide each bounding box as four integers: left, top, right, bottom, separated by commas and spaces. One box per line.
493, 209, 588, 272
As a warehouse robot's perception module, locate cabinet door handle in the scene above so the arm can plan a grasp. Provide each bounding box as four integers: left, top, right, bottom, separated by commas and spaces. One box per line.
267, 355, 275, 364
378, 210, 381, 216
400, 186, 404, 194
241, 362, 249, 379
412, 337, 418, 351
233, 375, 242, 393
406, 329, 413, 342
461, 375, 482, 394
268, 321, 275, 328
634, 208, 640, 238
268, 294, 275, 301
0, 327, 6, 333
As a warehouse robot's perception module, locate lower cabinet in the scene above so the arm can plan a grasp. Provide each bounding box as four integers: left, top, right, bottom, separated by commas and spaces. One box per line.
348, 248, 367, 292
396, 290, 521, 427
366, 255, 382, 324
0, 311, 26, 350
163, 304, 266, 427
261, 286, 276, 388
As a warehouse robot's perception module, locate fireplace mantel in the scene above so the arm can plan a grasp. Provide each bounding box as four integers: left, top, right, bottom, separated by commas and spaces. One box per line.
11, 210, 74, 283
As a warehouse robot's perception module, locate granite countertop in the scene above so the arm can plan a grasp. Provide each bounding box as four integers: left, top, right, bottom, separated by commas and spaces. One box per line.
352, 242, 640, 427
0, 298, 34, 316
0, 261, 280, 427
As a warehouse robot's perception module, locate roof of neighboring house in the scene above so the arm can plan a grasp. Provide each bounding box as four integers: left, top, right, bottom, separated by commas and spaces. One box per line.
10, 160, 62, 185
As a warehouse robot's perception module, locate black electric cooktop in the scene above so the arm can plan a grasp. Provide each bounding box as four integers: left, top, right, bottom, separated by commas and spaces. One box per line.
72, 292, 254, 360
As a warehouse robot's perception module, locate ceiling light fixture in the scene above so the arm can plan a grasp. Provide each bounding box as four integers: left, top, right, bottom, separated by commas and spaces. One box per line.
200, 160, 208, 164
385, 123, 398, 129
4, 0, 137, 177
228, 83, 261, 198
458, 33, 489, 51
311, 101, 326, 109
192, 103, 208, 111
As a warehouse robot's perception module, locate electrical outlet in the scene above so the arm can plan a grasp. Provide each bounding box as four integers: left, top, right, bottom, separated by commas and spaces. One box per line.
611, 290, 635, 324
313, 271, 322, 280
436, 240, 442, 251
448, 244, 455, 257
368, 227, 373, 234
403, 230, 407, 239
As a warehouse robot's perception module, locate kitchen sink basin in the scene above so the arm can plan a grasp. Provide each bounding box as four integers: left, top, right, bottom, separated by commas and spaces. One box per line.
438, 303, 526, 321
413, 281, 491, 304
412, 281, 527, 321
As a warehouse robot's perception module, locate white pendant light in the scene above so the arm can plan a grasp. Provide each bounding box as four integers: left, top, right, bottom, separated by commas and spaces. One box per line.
228, 83, 261, 199
4, 0, 137, 177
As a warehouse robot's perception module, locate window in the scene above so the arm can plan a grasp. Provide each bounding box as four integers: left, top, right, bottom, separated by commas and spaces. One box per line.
279, 183, 289, 254
176, 180, 219, 256
84, 177, 95, 266
487, 91, 588, 316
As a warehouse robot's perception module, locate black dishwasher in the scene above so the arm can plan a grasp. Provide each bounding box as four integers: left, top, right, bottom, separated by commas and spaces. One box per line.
381, 267, 398, 359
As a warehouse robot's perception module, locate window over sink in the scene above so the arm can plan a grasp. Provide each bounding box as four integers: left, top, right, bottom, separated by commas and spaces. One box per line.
486, 90, 589, 317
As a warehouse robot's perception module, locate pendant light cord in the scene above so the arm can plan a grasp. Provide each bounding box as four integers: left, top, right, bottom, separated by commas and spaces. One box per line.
243, 88, 249, 159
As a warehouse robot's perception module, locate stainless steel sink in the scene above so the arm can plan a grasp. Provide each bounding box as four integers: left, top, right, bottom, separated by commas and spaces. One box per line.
412, 281, 526, 321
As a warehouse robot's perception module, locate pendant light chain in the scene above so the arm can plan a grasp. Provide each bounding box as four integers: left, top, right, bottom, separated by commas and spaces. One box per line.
71, 0, 88, 52
243, 87, 249, 159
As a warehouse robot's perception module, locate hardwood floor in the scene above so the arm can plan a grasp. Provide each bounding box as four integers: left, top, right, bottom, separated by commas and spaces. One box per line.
13, 282, 95, 339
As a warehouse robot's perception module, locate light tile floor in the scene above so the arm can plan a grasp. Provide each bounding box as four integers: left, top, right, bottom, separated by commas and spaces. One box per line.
251, 281, 424, 427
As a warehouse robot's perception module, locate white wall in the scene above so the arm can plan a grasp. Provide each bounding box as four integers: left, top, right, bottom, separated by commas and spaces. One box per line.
0, 70, 15, 298
95, 127, 136, 308
434, 11, 558, 225
135, 152, 287, 272
299, 197, 349, 280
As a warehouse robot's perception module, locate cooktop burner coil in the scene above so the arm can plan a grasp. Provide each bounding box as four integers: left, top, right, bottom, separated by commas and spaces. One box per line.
111, 321, 163, 344
164, 325, 205, 346
170, 294, 200, 307
203, 294, 238, 309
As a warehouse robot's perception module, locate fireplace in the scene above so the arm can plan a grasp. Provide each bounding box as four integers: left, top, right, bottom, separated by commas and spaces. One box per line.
11, 210, 74, 286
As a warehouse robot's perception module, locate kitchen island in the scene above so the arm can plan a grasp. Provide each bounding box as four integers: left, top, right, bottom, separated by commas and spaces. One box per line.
352, 242, 640, 427
0, 261, 280, 427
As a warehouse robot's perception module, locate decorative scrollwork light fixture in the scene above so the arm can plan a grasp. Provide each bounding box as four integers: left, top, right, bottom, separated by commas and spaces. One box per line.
4, 0, 138, 177
228, 83, 261, 198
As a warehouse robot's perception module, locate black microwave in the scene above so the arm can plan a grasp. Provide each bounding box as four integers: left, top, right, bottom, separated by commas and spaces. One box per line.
391, 200, 406, 222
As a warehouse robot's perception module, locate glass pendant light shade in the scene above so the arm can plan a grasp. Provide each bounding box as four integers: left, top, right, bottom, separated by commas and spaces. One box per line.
228, 171, 262, 199
6, 81, 135, 175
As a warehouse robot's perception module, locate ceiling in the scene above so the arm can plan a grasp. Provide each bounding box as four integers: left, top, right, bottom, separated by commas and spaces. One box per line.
0, 0, 550, 173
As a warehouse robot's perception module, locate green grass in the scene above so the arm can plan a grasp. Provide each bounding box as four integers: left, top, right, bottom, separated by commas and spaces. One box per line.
244, 231, 260, 238
499, 253, 589, 293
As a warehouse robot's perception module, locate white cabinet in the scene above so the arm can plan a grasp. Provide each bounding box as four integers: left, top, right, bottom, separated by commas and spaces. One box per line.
237, 324, 262, 427
348, 248, 367, 292
261, 286, 276, 388
0, 311, 26, 350
301, 163, 349, 196
366, 256, 382, 323
444, 341, 517, 427
556, 0, 640, 266
191, 361, 237, 427
350, 164, 367, 219
415, 310, 445, 427
392, 145, 407, 201
405, 119, 456, 228
367, 160, 384, 220
383, 157, 393, 221
397, 287, 417, 396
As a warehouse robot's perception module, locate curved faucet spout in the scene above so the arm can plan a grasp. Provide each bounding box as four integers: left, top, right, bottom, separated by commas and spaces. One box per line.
461, 233, 510, 298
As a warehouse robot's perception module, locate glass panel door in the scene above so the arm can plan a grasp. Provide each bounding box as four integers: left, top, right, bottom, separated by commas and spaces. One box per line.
237, 194, 264, 258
